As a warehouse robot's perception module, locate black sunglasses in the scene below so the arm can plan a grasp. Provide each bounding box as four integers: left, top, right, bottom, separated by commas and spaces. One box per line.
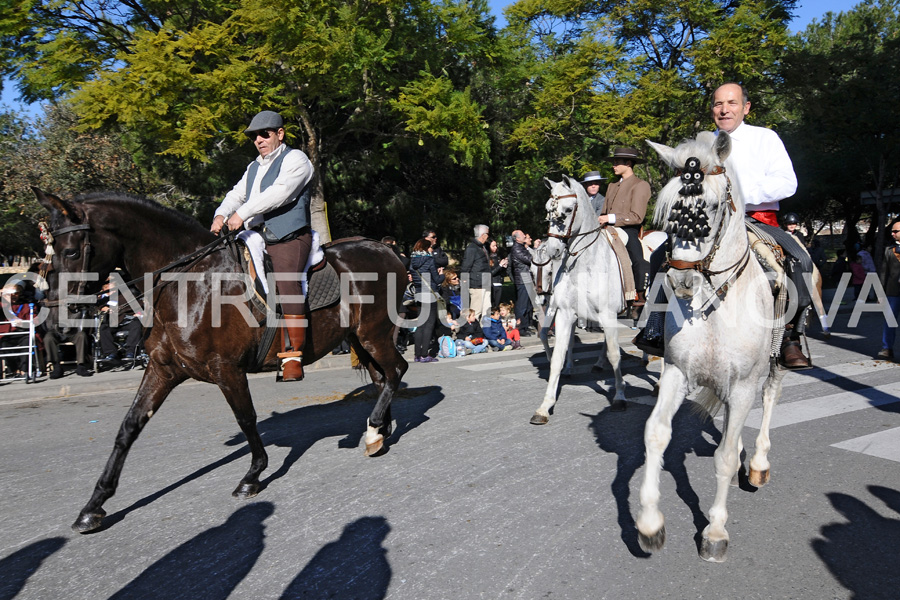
245, 128, 276, 140
893, 229, 900, 233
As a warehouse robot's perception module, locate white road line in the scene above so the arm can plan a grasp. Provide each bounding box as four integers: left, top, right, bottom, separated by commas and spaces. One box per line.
831, 427, 900, 463
782, 359, 898, 388
743, 383, 900, 430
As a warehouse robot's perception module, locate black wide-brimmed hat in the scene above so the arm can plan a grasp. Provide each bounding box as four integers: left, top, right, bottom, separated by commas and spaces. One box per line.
580, 171, 607, 184
603, 146, 646, 164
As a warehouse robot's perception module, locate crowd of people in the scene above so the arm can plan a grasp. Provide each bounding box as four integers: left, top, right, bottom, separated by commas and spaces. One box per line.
391, 224, 544, 363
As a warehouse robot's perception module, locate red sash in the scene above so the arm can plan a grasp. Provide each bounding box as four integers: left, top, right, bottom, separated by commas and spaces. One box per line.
747, 210, 779, 227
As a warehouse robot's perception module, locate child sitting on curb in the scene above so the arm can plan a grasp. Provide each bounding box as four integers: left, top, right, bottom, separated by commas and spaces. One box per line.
499, 301, 521, 349
484, 307, 514, 351
456, 308, 489, 354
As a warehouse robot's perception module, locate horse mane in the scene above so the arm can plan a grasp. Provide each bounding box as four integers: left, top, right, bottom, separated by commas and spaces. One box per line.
75, 191, 208, 234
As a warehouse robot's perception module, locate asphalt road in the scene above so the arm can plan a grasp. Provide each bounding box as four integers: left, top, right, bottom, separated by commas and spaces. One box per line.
1, 298, 899, 599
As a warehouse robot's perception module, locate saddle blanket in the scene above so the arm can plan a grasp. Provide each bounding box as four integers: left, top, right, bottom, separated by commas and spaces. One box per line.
237, 230, 341, 312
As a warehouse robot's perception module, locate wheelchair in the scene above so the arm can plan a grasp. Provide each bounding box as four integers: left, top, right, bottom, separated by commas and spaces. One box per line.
92, 312, 149, 372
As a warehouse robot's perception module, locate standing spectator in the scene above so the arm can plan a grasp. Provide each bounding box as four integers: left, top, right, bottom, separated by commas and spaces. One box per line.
808, 238, 826, 276
849, 254, 867, 301
856, 243, 876, 274
878, 220, 900, 359
487, 238, 509, 309
831, 248, 848, 282
381, 236, 410, 269
460, 224, 493, 323
509, 230, 535, 335
423, 229, 449, 270
581, 171, 607, 215
409, 238, 444, 363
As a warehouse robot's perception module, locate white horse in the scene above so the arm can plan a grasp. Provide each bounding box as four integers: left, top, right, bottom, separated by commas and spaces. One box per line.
530, 175, 627, 424
635, 131, 786, 562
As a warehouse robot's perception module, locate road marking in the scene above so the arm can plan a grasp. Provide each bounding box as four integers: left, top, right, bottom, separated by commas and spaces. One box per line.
743, 383, 900, 430
831, 427, 900, 462
782, 359, 898, 388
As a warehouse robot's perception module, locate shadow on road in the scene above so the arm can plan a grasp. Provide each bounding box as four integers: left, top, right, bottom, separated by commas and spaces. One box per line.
279, 516, 391, 599
585, 402, 722, 557
100, 383, 443, 530
0, 537, 66, 600
812, 485, 900, 599
109, 502, 274, 600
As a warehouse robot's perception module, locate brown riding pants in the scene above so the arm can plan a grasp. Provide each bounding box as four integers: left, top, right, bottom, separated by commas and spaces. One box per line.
266, 231, 313, 315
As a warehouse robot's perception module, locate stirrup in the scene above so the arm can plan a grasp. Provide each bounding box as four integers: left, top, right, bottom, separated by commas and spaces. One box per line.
632, 330, 664, 357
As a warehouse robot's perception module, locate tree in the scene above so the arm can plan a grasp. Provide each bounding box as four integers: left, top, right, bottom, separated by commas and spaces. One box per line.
2, 0, 499, 244
780, 0, 900, 265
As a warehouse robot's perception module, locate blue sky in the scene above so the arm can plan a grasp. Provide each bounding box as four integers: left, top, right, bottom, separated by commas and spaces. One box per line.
486, 0, 862, 30
0, 0, 867, 116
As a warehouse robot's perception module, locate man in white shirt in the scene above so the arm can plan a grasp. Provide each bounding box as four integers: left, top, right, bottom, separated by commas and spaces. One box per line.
211, 110, 314, 381
713, 82, 812, 368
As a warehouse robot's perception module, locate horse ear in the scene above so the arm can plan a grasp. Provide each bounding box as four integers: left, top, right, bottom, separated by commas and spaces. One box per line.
714, 131, 731, 162
32, 187, 83, 222
646, 139, 676, 167
543, 177, 554, 190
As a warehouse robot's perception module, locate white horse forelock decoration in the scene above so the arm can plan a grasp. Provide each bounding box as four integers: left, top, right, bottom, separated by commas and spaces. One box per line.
636, 131, 786, 562
530, 175, 627, 425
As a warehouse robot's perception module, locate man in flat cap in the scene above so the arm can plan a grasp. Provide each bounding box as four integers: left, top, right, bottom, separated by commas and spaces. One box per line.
580, 171, 607, 215
211, 110, 314, 382
597, 147, 651, 315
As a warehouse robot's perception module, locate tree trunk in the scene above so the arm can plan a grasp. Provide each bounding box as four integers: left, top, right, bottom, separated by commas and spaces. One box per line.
295, 102, 332, 243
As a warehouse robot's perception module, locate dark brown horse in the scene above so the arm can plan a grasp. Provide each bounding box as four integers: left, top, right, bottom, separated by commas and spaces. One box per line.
34, 189, 409, 533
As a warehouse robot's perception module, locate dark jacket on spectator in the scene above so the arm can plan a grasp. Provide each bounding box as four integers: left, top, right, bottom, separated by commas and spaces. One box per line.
457, 319, 485, 341
460, 238, 491, 289
510, 241, 533, 285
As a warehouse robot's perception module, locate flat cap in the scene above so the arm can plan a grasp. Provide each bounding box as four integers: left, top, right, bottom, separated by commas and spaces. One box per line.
244, 110, 284, 133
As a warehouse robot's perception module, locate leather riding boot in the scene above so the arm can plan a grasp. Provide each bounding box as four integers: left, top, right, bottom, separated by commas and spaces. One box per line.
628, 290, 646, 321
278, 314, 307, 382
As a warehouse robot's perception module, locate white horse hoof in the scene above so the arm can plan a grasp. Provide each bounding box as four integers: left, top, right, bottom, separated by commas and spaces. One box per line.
699, 536, 728, 562
364, 434, 385, 457
748, 468, 770, 487
530, 412, 549, 425
638, 525, 666, 552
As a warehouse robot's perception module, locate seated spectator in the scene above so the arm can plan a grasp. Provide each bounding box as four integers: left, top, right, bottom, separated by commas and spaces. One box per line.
44, 324, 92, 378
484, 307, 514, 351
97, 278, 144, 365
499, 302, 521, 349
456, 308, 488, 354
0, 282, 45, 377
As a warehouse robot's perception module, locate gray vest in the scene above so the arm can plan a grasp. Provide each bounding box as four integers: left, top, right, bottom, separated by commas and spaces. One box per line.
246, 146, 311, 241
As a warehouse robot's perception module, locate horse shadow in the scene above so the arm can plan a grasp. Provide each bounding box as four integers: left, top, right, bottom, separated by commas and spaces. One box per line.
584, 401, 722, 557
109, 502, 274, 600
279, 516, 391, 599
99, 383, 444, 530
812, 485, 900, 598
0, 537, 66, 600
235, 384, 445, 491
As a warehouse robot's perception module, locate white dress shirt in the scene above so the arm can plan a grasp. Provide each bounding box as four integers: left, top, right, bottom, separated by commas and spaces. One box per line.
215, 143, 314, 229
720, 122, 797, 212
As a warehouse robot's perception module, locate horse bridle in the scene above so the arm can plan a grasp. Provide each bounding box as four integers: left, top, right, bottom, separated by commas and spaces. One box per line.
48, 224, 93, 308
663, 162, 749, 305
539, 191, 604, 263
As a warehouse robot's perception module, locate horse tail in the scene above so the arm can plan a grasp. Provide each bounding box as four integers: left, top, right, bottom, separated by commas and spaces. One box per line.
692, 386, 723, 420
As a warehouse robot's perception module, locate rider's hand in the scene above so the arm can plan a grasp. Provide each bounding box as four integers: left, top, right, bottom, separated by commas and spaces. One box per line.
210, 215, 225, 234
597, 215, 610, 226
226, 213, 245, 232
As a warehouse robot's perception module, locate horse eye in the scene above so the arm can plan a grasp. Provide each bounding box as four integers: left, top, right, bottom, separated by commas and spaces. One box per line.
63, 248, 80, 259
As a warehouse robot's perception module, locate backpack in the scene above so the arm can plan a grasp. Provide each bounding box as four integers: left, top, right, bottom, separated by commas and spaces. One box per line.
438, 335, 457, 358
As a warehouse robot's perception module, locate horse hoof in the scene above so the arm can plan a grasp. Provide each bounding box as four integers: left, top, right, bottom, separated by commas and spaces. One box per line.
638, 525, 666, 552
699, 537, 728, 562
530, 413, 549, 425
71, 509, 106, 534
232, 482, 260, 498
365, 435, 386, 457
748, 468, 770, 487
610, 399, 627, 412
